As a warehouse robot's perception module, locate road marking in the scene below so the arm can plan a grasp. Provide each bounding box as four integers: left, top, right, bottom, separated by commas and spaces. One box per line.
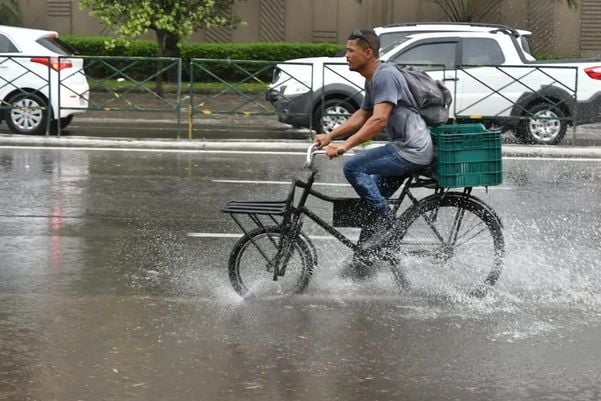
187, 233, 246, 238
504, 156, 601, 162
213, 178, 514, 190
186, 232, 346, 241
213, 179, 351, 187
1, 145, 600, 162
0, 145, 305, 155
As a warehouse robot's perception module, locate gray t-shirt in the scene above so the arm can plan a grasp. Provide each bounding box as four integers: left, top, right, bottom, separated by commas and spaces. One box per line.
361, 63, 433, 165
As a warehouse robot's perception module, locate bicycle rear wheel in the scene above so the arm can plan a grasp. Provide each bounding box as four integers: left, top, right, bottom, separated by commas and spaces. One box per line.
392, 192, 504, 294
228, 226, 315, 297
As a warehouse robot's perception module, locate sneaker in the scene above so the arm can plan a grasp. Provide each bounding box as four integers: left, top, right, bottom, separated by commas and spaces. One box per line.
339, 257, 376, 281
361, 219, 403, 255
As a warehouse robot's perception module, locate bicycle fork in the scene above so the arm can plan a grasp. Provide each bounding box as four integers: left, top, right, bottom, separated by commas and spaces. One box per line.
271, 219, 303, 281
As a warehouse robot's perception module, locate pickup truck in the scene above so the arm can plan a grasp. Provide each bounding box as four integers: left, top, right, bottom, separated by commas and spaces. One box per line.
267, 28, 601, 145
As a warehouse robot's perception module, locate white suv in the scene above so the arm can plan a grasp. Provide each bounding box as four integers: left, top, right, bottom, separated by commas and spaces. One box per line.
0, 25, 89, 135
267, 22, 532, 133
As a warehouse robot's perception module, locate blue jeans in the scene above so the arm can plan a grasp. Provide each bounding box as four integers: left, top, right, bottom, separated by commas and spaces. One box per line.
343, 143, 427, 224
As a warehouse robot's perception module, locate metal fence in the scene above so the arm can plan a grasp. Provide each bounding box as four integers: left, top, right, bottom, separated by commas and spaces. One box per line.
59, 55, 183, 137
188, 58, 283, 138
0, 55, 582, 144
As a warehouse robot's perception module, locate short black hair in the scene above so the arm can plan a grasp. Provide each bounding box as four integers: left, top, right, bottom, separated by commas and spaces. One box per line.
348, 29, 380, 52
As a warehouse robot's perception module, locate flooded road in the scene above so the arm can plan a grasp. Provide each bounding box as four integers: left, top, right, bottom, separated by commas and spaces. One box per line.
1, 146, 600, 400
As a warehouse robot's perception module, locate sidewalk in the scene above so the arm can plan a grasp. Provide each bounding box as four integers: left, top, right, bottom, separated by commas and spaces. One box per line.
1, 110, 601, 158
2, 130, 601, 159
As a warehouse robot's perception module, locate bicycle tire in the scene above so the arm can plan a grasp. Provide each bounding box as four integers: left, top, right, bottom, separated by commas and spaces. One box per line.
228, 226, 315, 297
391, 192, 505, 294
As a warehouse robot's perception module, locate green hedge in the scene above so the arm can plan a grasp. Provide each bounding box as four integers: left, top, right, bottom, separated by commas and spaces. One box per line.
62, 36, 344, 82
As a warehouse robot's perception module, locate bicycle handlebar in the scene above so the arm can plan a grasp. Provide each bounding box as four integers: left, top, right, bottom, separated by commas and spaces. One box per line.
305, 142, 355, 169
304, 143, 324, 169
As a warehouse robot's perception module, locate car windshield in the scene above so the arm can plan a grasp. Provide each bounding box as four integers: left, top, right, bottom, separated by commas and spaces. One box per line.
36, 36, 77, 55
378, 32, 416, 50
380, 37, 411, 56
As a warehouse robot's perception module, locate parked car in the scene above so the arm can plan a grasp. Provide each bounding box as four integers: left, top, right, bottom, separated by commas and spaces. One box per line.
0, 25, 89, 135
270, 23, 601, 143
267, 23, 535, 132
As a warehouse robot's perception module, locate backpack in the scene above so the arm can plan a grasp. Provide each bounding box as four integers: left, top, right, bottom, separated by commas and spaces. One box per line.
390, 64, 453, 127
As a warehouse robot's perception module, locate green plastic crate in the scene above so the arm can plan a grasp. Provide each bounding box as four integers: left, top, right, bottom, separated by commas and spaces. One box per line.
430, 124, 503, 188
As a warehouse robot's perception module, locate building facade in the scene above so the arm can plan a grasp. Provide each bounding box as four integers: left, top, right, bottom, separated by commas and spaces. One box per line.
17, 0, 601, 57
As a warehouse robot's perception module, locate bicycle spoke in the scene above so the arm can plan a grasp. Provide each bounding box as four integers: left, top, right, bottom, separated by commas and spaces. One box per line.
228, 226, 314, 296
395, 193, 504, 292
448, 204, 466, 245
452, 224, 490, 250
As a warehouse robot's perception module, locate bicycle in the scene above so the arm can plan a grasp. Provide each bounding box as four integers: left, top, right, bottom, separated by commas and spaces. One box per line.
222, 126, 505, 297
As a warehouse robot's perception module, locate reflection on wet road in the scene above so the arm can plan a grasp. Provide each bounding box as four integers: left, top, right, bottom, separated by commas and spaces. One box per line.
1, 146, 600, 401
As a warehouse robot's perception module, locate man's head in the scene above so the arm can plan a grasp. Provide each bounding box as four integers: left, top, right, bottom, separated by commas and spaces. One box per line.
346, 29, 380, 74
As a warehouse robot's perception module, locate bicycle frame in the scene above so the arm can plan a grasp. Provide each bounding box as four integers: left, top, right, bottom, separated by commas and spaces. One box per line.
222, 144, 465, 276
224, 142, 505, 295
286, 167, 462, 255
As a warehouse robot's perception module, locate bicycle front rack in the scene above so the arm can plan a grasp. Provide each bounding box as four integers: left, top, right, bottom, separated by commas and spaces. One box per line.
222, 180, 297, 239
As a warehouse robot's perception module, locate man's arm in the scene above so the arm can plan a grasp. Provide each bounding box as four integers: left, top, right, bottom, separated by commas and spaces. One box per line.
324, 101, 393, 158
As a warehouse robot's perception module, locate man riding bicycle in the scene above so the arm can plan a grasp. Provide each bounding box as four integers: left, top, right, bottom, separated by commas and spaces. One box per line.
314, 29, 434, 278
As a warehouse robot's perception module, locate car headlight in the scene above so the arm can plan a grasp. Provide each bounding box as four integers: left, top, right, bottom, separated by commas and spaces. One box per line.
274, 78, 311, 96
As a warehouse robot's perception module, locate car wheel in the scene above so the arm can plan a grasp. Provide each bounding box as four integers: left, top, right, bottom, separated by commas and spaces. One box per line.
314, 98, 357, 133
516, 102, 567, 145
6, 92, 50, 136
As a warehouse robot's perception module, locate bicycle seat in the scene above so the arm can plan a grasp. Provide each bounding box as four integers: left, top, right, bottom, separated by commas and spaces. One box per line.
410, 163, 437, 188
416, 163, 435, 177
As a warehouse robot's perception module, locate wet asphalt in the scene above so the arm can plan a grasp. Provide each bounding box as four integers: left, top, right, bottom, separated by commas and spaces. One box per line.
0, 138, 600, 400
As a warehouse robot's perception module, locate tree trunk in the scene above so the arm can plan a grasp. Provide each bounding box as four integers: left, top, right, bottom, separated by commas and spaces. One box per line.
155, 30, 166, 97
154, 30, 181, 95
164, 32, 180, 83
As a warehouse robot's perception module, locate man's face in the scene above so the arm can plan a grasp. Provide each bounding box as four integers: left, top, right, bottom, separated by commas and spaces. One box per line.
345, 39, 372, 72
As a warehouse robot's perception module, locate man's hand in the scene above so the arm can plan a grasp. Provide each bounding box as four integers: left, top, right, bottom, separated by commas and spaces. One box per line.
325, 143, 348, 159
315, 133, 347, 159
314, 133, 331, 149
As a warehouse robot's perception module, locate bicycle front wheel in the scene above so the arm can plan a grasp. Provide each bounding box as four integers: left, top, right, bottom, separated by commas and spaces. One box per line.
228, 226, 315, 297
393, 192, 505, 294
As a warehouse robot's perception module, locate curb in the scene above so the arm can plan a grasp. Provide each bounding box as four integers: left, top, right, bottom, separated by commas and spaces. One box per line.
0, 135, 313, 152
1, 134, 601, 158
502, 145, 601, 159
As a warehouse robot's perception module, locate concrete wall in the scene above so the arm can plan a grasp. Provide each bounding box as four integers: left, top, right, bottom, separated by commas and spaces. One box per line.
14, 0, 598, 58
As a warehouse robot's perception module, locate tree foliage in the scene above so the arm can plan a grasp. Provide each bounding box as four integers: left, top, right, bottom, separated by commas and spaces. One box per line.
80, 0, 243, 91
430, 0, 578, 22
0, 0, 21, 25
79, 0, 242, 52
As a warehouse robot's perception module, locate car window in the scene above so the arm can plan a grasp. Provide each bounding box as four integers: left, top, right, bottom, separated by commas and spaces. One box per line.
0, 34, 19, 53
380, 37, 411, 56
389, 41, 457, 69
520, 36, 534, 57
461, 38, 505, 65
36, 36, 76, 55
